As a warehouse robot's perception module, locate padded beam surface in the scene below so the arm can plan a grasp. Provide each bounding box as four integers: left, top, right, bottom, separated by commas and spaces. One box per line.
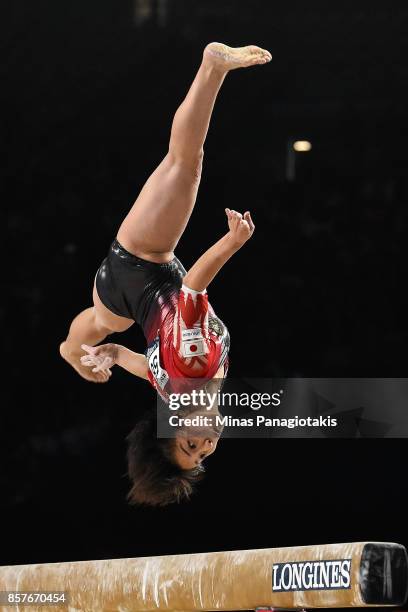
0, 542, 406, 611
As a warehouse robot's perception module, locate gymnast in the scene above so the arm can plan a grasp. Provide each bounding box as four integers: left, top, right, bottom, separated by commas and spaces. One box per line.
60, 42, 272, 505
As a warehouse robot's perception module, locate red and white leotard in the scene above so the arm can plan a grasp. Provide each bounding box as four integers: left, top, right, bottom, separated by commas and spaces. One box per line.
145, 285, 230, 400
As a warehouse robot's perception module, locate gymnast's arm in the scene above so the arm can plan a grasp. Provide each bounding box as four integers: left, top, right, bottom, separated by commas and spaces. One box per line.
80, 343, 149, 380
183, 209, 255, 292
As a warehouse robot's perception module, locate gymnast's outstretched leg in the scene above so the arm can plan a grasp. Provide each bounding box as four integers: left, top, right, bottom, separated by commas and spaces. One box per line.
116, 42, 272, 260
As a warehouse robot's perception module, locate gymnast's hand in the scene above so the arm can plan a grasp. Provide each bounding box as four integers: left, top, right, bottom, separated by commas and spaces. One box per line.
80, 343, 118, 375
225, 208, 255, 246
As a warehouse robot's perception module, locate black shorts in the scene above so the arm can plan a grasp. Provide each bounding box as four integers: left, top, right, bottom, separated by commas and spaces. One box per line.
95, 239, 186, 330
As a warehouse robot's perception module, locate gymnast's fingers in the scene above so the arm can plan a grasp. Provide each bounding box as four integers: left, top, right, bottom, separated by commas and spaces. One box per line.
81, 344, 97, 356
80, 355, 99, 367
93, 357, 112, 372
244, 211, 255, 232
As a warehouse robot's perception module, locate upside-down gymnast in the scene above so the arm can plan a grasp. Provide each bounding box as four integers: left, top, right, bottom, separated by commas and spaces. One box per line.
60, 42, 272, 504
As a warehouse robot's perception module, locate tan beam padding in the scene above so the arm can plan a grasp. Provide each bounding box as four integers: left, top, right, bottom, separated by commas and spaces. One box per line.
0, 542, 406, 612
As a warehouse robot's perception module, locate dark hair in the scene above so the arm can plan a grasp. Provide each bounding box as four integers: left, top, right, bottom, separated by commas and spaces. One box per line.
126, 411, 204, 507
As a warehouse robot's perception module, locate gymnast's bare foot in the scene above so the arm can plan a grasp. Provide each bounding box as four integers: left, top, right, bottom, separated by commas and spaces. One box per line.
203, 42, 272, 72
59, 341, 111, 383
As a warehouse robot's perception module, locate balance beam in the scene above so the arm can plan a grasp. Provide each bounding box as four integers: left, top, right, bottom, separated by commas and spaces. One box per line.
0, 542, 406, 611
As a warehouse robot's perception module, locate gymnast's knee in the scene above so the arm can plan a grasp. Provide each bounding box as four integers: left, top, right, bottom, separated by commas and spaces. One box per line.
168, 148, 204, 181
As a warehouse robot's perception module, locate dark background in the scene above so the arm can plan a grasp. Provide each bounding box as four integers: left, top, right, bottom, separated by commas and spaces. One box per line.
1, 0, 407, 593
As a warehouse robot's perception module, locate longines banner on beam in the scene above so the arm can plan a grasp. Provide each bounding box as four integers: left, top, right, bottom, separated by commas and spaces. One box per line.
155, 378, 408, 438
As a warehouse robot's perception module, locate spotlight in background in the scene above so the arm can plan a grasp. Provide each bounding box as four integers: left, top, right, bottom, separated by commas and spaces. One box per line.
293, 140, 312, 152
286, 138, 313, 181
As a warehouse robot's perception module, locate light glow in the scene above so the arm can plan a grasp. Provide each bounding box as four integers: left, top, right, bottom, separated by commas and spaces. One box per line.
293, 140, 312, 152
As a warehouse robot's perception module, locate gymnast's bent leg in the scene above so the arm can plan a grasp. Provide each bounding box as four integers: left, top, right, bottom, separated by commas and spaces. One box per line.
60, 299, 134, 383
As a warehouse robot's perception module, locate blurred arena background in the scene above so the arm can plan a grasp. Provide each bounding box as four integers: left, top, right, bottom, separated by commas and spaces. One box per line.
1, 0, 408, 584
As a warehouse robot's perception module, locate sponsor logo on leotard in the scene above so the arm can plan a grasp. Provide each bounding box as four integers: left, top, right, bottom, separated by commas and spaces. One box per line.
272, 559, 351, 592
182, 328, 204, 341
